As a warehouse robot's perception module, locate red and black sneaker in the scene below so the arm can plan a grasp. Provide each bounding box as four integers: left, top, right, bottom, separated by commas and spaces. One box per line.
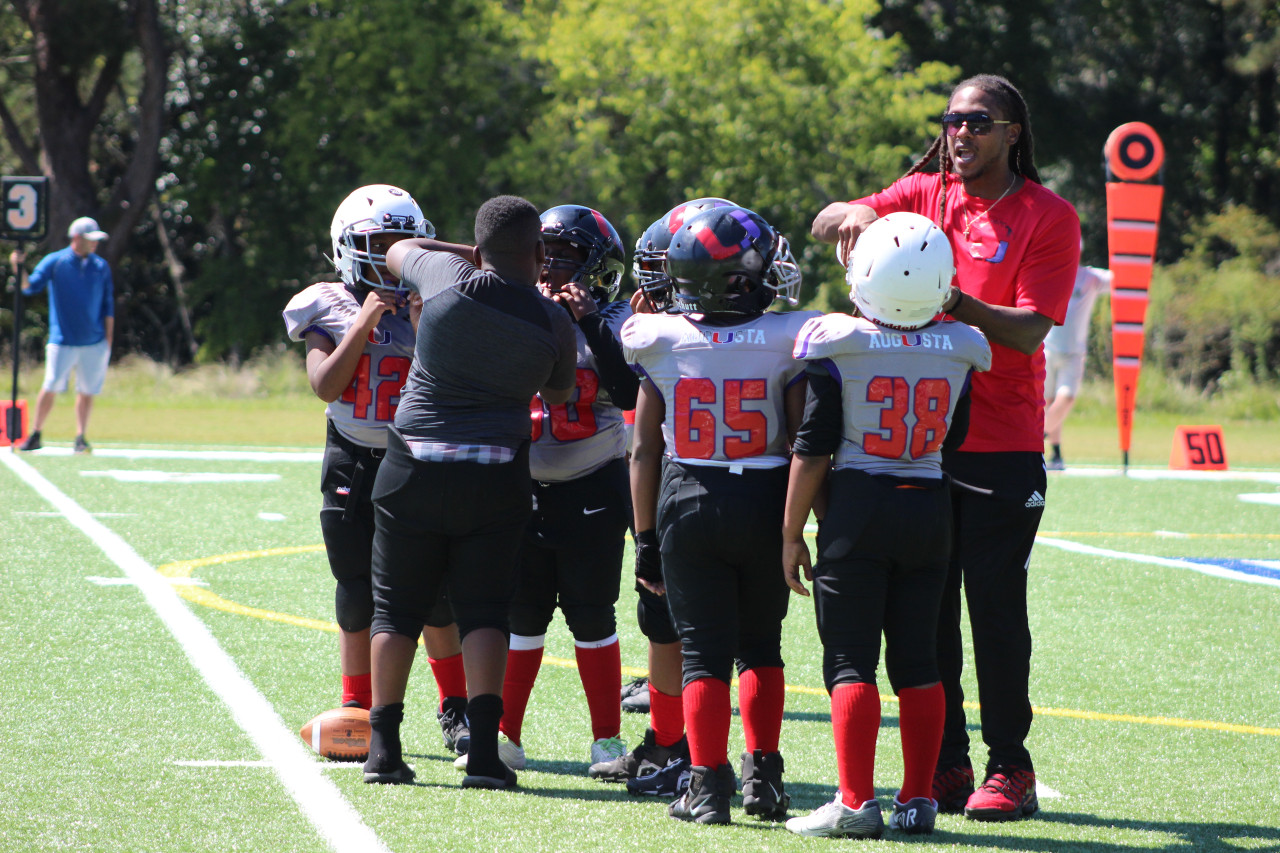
964, 766, 1038, 821
932, 763, 975, 814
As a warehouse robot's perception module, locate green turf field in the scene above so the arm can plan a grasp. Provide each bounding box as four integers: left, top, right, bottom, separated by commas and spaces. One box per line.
2, 352, 1278, 850
2, 437, 1277, 852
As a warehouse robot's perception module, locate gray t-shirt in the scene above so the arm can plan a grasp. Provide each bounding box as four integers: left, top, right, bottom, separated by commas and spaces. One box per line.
395, 250, 577, 448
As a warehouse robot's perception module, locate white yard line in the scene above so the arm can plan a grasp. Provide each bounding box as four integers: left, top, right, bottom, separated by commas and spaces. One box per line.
1037, 536, 1280, 589
1059, 466, 1280, 484
21, 446, 322, 462
1, 451, 390, 853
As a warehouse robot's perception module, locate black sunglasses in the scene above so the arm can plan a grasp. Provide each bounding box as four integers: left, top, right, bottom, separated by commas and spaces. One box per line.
941, 112, 1013, 137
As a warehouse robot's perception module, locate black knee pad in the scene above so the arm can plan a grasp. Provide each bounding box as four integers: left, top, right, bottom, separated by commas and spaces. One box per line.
681, 651, 735, 688
320, 506, 375, 631
509, 598, 555, 638
823, 649, 879, 694
635, 584, 679, 644
562, 603, 616, 645
455, 608, 511, 643
735, 632, 784, 674
334, 578, 374, 632
885, 657, 939, 695
320, 506, 373, 583
423, 589, 456, 629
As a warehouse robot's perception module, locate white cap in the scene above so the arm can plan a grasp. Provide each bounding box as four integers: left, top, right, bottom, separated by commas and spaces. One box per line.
68, 217, 108, 241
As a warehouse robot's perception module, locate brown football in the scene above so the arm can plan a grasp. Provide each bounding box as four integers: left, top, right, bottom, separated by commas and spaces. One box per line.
299, 706, 371, 762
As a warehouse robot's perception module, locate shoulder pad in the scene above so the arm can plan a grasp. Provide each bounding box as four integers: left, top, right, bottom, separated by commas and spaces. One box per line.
282, 282, 360, 342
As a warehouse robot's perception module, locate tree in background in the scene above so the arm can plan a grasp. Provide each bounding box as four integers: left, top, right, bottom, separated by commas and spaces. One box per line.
496, 0, 953, 310
159, 0, 536, 360
0, 0, 167, 271
2, 0, 1277, 375
874, 0, 1280, 262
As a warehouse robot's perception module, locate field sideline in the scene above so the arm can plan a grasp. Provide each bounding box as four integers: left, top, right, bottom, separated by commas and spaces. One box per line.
2, 442, 1278, 852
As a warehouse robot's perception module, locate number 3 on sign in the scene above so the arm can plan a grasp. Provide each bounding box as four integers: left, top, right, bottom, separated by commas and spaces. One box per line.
1170, 425, 1228, 470
1, 176, 48, 241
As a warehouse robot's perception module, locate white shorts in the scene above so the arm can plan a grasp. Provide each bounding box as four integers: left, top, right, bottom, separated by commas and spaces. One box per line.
1044, 350, 1086, 400
42, 339, 112, 396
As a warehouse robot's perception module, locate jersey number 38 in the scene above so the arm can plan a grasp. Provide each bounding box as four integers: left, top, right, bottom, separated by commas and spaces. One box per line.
865, 376, 951, 460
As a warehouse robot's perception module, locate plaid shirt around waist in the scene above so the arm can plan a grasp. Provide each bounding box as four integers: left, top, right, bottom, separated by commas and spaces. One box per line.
404, 439, 516, 465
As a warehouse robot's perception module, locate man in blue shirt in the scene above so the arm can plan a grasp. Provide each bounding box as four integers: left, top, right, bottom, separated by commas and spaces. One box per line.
8, 216, 115, 453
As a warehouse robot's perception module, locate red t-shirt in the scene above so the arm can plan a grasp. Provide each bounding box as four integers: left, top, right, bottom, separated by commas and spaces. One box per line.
853, 173, 1080, 452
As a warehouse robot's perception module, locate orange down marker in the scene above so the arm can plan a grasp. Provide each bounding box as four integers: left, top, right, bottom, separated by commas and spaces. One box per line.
1104, 122, 1165, 471
1170, 425, 1228, 471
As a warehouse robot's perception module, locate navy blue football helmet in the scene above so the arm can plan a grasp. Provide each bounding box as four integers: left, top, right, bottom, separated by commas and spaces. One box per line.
633, 198, 736, 311
665, 206, 800, 316
539, 204, 626, 303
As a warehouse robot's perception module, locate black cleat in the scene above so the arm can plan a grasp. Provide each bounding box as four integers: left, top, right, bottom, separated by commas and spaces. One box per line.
590, 728, 687, 782
741, 749, 790, 820
437, 696, 470, 755
669, 763, 735, 825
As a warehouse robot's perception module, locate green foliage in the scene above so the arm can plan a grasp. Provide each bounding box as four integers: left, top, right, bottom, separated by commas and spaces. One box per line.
161, 0, 537, 361
495, 0, 954, 309
1146, 204, 1280, 387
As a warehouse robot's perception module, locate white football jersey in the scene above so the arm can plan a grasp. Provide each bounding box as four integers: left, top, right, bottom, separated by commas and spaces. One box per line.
793, 314, 992, 478
622, 310, 820, 470
1044, 265, 1111, 355
282, 282, 415, 448
529, 307, 629, 483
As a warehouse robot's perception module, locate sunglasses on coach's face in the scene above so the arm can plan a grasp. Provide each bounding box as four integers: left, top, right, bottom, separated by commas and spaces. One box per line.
941, 112, 1013, 137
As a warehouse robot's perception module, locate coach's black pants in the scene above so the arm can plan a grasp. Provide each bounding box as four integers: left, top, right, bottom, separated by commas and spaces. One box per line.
937, 450, 1045, 773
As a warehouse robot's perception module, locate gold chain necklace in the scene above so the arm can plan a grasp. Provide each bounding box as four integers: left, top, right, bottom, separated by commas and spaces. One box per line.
963, 176, 1017, 240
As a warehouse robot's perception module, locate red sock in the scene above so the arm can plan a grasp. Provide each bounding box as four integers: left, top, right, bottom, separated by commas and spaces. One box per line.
341, 672, 372, 710
684, 677, 731, 768
648, 684, 685, 748
498, 643, 543, 745
898, 683, 945, 801
427, 653, 467, 709
832, 682, 880, 807
575, 638, 622, 740
738, 666, 785, 754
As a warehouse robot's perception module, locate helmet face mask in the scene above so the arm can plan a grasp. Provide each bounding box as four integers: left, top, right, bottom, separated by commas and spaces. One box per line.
633, 197, 735, 311
665, 205, 800, 318
846, 212, 954, 331
539, 205, 626, 304
330, 185, 434, 298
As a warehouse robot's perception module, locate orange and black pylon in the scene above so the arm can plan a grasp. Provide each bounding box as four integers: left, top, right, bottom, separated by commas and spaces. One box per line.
1104, 122, 1165, 472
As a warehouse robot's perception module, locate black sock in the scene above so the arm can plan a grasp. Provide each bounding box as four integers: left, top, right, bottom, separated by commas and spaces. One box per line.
1051, 443, 1062, 460
366, 702, 404, 770
463, 694, 505, 775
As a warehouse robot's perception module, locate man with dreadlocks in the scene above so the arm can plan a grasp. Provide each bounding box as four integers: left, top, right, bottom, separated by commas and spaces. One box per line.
812, 74, 1079, 822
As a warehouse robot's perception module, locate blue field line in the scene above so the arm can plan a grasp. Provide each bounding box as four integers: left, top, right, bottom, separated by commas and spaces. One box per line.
1177, 557, 1280, 582
1037, 536, 1280, 588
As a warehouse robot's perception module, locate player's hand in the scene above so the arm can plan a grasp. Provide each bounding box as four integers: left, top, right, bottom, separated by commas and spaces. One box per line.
356, 288, 398, 331
8, 250, 24, 272
634, 529, 665, 596
550, 282, 598, 321
836, 208, 878, 268
782, 539, 813, 597
630, 288, 657, 315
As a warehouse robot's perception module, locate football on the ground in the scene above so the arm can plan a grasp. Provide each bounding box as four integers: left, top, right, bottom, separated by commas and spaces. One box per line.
299, 706, 370, 762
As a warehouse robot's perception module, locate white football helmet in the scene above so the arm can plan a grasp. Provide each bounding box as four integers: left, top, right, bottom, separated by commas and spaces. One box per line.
330, 184, 435, 294
846, 212, 954, 330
